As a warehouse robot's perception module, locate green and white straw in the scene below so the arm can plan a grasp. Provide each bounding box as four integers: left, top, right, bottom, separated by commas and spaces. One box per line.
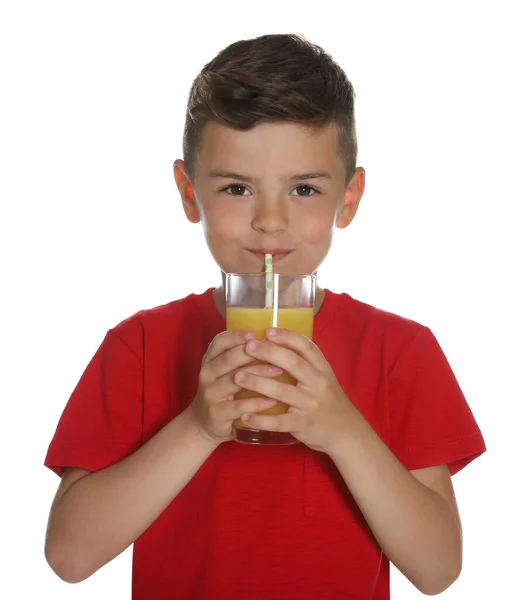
264, 254, 273, 307
265, 254, 279, 327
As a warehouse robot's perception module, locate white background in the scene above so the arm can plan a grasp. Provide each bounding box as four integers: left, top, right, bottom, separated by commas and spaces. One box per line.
1, 0, 523, 598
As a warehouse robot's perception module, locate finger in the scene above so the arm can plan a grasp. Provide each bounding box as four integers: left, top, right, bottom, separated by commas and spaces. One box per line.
208, 363, 282, 403
242, 363, 283, 378
234, 370, 302, 408
265, 328, 327, 372
244, 339, 312, 384
239, 411, 300, 433
202, 330, 255, 364
203, 343, 257, 385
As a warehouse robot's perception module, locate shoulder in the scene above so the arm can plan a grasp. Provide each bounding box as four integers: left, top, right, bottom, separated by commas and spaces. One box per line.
107, 287, 214, 351
333, 289, 425, 341
320, 289, 436, 375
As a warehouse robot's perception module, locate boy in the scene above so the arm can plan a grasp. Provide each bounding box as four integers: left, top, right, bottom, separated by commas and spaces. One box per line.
44, 33, 486, 599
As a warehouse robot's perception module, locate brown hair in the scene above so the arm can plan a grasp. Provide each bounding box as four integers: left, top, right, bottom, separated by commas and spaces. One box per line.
182, 33, 358, 187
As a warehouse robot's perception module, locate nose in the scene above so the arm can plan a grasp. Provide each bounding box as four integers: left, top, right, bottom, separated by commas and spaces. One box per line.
251, 199, 288, 235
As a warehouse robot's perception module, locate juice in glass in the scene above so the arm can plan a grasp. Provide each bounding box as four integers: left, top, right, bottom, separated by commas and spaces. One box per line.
226, 306, 314, 419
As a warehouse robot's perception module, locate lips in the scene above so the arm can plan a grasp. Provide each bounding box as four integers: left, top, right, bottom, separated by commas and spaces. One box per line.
249, 250, 293, 264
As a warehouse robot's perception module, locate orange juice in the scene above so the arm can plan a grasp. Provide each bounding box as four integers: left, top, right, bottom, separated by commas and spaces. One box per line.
226, 307, 314, 427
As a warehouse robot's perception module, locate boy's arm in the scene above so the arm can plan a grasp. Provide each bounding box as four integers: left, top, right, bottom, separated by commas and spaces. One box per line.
45, 407, 219, 584
326, 414, 462, 596
45, 329, 281, 584
231, 327, 483, 595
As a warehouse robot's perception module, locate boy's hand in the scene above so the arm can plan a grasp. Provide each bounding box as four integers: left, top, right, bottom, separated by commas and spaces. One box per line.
186, 330, 282, 444
233, 328, 360, 454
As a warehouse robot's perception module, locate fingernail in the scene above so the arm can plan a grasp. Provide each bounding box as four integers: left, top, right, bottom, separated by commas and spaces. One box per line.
236, 371, 246, 382
247, 341, 258, 351
267, 328, 277, 337
245, 332, 255, 341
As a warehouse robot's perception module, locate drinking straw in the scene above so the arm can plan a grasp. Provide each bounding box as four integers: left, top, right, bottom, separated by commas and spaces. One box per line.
264, 254, 279, 327
264, 254, 273, 307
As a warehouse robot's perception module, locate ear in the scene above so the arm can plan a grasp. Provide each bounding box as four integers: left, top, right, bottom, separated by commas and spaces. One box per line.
336, 167, 366, 229
173, 159, 200, 224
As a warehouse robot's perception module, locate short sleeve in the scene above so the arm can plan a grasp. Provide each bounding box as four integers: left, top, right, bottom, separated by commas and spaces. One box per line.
388, 326, 486, 475
44, 328, 143, 477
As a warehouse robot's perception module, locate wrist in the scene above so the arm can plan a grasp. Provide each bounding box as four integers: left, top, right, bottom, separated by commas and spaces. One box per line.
179, 405, 222, 451
324, 430, 353, 461
324, 407, 367, 460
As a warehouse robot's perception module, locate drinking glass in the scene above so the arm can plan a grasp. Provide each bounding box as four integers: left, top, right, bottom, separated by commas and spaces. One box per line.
225, 273, 315, 445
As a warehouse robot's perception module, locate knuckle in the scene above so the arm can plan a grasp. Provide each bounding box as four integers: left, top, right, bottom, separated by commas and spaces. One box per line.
224, 347, 244, 369
222, 347, 236, 365
202, 385, 215, 404
208, 401, 220, 416
236, 330, 249, 342
290, 353, 302, 370
207, 334, 222, 352
207, 404, 220, 424
224, 348, 239, 366
208, 331, 227, 352
198, 368, 210, 388
319, 375, 331, 392
227, 330, 248, 346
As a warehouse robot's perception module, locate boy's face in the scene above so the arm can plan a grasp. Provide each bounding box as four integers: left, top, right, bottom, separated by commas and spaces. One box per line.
174, 121, 365, 277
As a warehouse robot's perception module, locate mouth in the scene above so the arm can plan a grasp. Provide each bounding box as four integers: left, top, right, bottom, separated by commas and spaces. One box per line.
248, 249, 294, 264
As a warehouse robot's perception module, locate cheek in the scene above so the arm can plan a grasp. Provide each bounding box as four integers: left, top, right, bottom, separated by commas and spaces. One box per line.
298, 208, 335, 244
202, 203, 245, 245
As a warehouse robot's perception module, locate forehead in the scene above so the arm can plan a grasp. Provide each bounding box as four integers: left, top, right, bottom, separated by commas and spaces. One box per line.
195, 121, 342, 177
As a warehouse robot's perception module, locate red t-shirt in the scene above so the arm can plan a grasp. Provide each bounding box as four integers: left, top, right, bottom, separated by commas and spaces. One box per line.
45, 288, 486, 599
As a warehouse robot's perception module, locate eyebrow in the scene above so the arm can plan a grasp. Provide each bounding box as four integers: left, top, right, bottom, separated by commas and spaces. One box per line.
208, 169, 332, 183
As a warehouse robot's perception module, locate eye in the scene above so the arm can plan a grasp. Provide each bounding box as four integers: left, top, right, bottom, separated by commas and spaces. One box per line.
291, 185, 319, 197
221, 184, 251, 196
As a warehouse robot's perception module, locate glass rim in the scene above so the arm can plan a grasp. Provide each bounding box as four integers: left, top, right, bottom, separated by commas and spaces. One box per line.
225, 272, 316, 280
